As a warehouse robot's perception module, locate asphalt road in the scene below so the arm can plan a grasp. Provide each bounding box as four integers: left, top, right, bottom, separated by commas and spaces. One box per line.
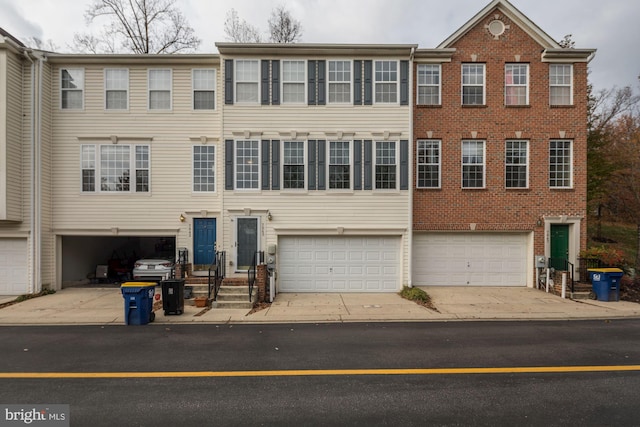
1, 320, 640, 426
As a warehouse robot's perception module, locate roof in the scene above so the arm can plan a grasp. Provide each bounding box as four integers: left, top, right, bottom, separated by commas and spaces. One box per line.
216, 43, 417, 57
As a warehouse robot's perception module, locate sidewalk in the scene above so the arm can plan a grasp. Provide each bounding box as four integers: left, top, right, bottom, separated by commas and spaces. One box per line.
1, 286, 640, 325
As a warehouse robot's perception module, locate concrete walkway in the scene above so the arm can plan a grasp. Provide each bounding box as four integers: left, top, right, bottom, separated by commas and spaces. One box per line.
1, 285, 640, 325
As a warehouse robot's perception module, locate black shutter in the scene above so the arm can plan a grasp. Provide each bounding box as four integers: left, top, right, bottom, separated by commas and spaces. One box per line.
225, 139, 234, 190
354, 140, 363, 190
261, 140, 270, 190
317, 140, 326, 190
308, 140, 317, 190
261, 60, 270, 105
354, 60, 362, 105
363, 60, 373, 105
400, 140, 409, 190
271, 60, 280, 105
308, 60, 317, 105
364, 140, 372, 190
224, 60, 234, 105
317, 60, 326, 105
271, 140, 280, 190
400, 61, 409, 106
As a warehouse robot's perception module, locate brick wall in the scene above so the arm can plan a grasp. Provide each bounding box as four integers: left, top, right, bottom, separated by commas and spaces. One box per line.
413, 8, 588, 259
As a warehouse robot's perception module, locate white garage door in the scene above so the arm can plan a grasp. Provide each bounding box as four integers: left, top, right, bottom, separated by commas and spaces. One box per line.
279, 236, 400, 292
413, 233, 528, 286
0, 238, 28, 295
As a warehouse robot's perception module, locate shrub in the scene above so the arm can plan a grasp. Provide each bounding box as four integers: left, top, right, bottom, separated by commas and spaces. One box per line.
399, 286, 431, 303
579, 246, 626, 267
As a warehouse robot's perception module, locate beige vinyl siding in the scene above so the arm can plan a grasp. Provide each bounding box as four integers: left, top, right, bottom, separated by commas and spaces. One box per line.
51, 62, 223, 238
40, 61, 54, 286
1, 50, 24, 221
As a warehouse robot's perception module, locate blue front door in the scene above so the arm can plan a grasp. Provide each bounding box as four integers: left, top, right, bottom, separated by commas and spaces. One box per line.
194, 218, 216, 265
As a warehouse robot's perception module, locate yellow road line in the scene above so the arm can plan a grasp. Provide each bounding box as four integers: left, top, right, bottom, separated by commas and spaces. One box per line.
2, 365, 640, 379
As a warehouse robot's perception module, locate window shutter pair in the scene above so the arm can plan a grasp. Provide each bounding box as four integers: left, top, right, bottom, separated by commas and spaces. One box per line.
308, 61, 326, 106
307, 140, 327, 190
354, 60, 373, 105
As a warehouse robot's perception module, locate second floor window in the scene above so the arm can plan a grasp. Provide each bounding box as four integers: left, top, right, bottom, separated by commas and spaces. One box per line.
375, 60, 398, 103
328, 60, 351, 103
235, 60, 259, 103
61, 68, 84, 109
193, 69, 216, 110
283, 141, 305, 189
282, 60, 305, 103
549, 140, 573, 188
462, 64, 485, 105
462, 140, 485, 188
105, 68, 128, 110
148, 69, 171, 110
235, 140, 259, 189
375, 141, 397, 189
193, 145, 216, 192
81, 144, 149, 193
417, 64, 440, 105
417, 140, 441, 188
505, 140, 528, 188
329, 141, 351, 189
505, 64, 528, 106
550, 64, 573, 106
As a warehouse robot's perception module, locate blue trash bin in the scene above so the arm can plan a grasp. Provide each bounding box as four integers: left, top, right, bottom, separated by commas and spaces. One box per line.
120, 282, 156, 325
588, 268, 624, 302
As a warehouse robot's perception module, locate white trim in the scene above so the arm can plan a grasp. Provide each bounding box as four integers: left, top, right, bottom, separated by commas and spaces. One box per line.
416, 63, 441, 106
543, 217, 582, 280
234, 139, 261, 190
374, 140, 399, 190
373, 59, 400, 105
192, 144, 216, 193
461, 140, 486, 189
104, 68, 129, 111
281, 140, 307, 191
327, 59, 353, 105
327, 140, 353, 190
234, 59, 260, 104
461, 63, 485, 106
234, 216, 261, 272
505, 140, 529, 189
281, 59, 307, 104
549, 139, 573, 189
549, 64, 573, 106
60, 67, 84, 110
192, 68, 217, 111
79, 143, 151, 194
416, 139, 441, 189
504, 63, 529, 106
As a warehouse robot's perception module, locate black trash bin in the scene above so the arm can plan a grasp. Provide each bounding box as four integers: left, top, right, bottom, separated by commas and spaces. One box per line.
161, 279, 185, 315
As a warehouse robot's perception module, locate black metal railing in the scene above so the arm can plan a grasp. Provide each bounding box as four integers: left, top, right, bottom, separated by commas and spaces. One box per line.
208, 251, 226, 301
248, 251, 264, 302
578, 257, 605, 283
548, 258, 575, 293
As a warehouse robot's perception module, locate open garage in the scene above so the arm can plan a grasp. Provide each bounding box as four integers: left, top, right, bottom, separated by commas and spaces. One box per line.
61, 235, 175, 287
413, 232, 529, 287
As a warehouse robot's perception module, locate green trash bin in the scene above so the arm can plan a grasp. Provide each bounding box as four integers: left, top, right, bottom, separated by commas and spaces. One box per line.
588, 268, 624, 302
120, 282, 156, 325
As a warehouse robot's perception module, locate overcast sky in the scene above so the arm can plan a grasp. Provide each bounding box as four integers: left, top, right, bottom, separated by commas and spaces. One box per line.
1, 0, 638, 92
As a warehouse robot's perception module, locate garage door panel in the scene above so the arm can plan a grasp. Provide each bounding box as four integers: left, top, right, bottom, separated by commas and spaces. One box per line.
413, 233, 527, 287
279, 236, 400, 292
0, 239, 28, 295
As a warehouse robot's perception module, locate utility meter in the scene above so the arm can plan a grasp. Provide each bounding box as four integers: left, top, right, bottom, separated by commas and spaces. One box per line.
267, 244, 277, 272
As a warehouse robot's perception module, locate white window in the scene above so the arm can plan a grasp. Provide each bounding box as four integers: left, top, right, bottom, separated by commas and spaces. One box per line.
282, 60, 306, 103
462, 64, 485, 105
235, 60, 259, 103
328, 60, 351, 104
505, 64, 529, 106
283, 141, 305, 189
549, 140, 573, 188
193, 145, 216, 192
329, 141, 351, 189
505, 140, 528, 188
550, 64, 573, 106
148, 69, 171, 110
374, 60, 398, 103
80, 144, 150, 193
235, 140, 259, 189
105, 68, 128, 110
375, 141, 397, 189
417, 64, 440, 105
193, 69, 216, 110
462, 140, 485, 188
417, 140, 441, 188
61, 68, 84, 109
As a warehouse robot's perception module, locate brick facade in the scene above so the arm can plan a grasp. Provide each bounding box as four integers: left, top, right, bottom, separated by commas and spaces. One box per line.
413, 6, 590, 276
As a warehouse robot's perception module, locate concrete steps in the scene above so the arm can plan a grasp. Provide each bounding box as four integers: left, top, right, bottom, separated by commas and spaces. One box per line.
183, 275, 256, 310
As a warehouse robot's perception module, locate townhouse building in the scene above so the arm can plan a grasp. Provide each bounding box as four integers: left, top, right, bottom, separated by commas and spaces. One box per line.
0, 0, 594, 297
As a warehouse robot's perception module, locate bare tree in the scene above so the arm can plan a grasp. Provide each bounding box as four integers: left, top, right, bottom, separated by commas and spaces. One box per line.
224, 9, 262, 43
268, 5, 302, 43
24, 36, 59, 52
72, 0, 201, 54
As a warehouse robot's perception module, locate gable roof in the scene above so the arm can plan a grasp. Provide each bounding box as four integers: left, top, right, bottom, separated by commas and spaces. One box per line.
437, 0, 560, 49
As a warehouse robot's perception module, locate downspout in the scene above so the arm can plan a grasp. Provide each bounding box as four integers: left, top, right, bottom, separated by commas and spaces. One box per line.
23, 49, 36, 294
36, 54, 44, 292
407, 46, 415, 288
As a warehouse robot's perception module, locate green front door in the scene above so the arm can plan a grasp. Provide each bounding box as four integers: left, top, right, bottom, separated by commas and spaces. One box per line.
550, 224, 569, 270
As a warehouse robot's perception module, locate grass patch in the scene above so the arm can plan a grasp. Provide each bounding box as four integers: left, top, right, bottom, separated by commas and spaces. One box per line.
588, 220, 637, 267
399, 286, 438, 312
0, 289, 56, 309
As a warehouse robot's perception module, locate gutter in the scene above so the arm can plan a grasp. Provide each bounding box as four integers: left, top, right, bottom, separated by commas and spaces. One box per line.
22, 49, 36, 294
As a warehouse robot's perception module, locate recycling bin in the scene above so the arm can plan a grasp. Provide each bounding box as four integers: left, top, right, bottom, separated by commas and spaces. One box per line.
588, 268, 624, 302
161, 279, 185, 315
120, 282, 156, 325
